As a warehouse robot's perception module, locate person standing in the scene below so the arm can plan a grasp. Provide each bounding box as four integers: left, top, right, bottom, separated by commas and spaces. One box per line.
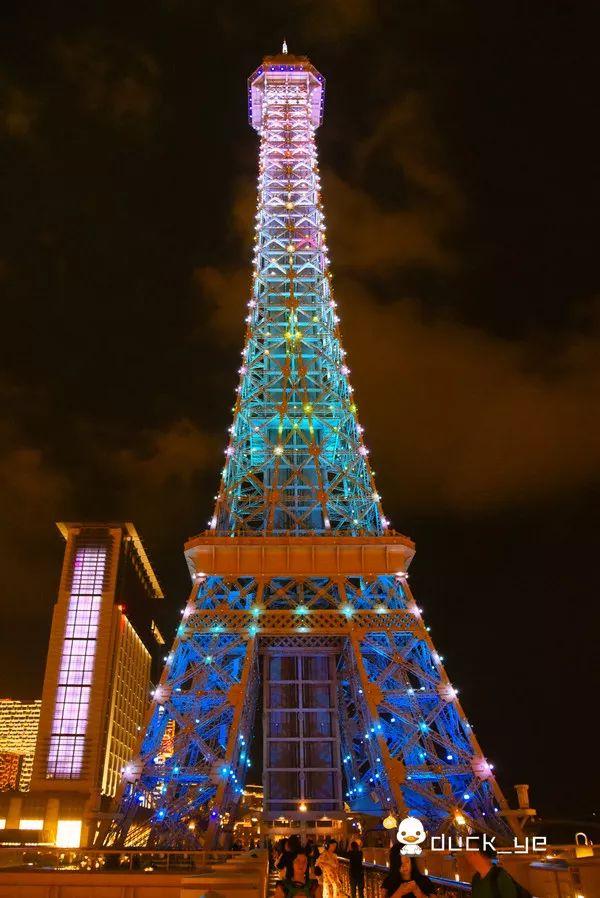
277, 838, 297, 881
305, 838, 319, 871
463, 835, 527, 898
274, 851, 322, 898
317, 839, 341, 898
347, 841, 365, 898
381, 854, 435, 898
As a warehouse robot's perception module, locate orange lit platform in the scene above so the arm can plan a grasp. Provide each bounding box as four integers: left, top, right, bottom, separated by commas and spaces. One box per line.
184, 534, 415, 579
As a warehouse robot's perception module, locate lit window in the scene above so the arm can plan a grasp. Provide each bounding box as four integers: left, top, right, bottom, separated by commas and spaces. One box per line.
56, 819, 82, 848
19, 819, 44, 830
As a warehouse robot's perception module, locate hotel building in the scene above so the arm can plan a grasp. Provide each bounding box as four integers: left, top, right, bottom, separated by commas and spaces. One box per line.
0, 522, 164, 847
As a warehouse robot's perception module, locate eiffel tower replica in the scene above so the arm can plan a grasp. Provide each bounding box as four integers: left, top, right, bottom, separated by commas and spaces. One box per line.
109, 47, 518, 848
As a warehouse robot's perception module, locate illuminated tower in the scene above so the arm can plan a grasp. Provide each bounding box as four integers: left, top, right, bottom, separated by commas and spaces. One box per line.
111, 48, 517, 847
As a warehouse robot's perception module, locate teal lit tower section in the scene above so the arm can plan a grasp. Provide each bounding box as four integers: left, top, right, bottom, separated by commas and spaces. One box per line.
213, 54, 382, 537
109, 48, 518, 848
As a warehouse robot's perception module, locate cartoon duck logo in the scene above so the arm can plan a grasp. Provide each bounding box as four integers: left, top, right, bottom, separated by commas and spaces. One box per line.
397, 817, 426, 855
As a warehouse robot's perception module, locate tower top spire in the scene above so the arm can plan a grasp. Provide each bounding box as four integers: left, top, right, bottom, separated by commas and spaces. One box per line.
282, 39, 288, 54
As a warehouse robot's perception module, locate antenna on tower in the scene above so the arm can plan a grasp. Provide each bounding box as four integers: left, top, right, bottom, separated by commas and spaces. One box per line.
282, 39, 288, 54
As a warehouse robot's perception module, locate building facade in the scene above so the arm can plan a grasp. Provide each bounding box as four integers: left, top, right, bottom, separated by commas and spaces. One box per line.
0, 522, 164, 848
0, 699, 41, 793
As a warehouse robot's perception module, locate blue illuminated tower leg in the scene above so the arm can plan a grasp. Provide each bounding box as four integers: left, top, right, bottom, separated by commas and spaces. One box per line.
205, 635, 258, 845
336, 575, 515, 838
107, 580, 260, 847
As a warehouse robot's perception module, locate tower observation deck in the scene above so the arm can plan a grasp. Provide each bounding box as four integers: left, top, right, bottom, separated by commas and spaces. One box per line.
108, 49, 517, 848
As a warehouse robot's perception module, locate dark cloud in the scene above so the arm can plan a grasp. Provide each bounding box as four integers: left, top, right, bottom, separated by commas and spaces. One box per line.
0, 82, 37, 137
116, 419, 215, 485
0, 412, 71, 690
302, 0, 376, 38
193, 265, 247, 345
354, 92, 463, 223
0, 438, 69, 556
112, 419, 218, 531
324, 167, 456, 272
322, 91, 464, 277
54, 36, 160, 122
340, 281, 600, 512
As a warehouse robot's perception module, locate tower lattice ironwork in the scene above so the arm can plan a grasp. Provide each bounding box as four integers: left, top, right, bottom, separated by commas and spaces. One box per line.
108, 48, 517, 848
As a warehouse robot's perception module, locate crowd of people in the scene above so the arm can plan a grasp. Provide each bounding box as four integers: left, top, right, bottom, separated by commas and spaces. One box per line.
270, 835, 436, 898
270, 832, 527, 898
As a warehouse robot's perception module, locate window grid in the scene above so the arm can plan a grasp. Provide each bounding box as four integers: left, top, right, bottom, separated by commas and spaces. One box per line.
264, 653, 342, 813
47, 546, 106, 779
102, 618, 150, 797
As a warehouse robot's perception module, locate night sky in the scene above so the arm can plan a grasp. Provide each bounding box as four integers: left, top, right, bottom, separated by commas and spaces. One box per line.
1, 2, 599, 823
